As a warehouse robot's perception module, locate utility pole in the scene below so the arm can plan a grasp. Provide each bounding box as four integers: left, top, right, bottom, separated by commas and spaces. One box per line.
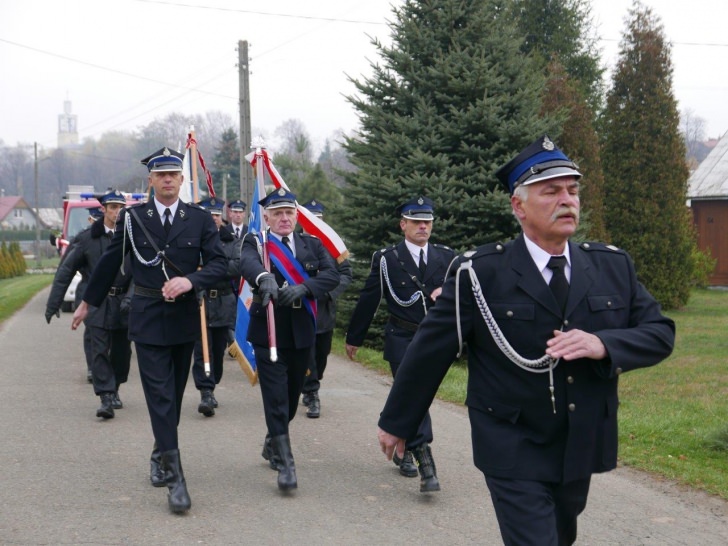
238, 40, 253, 210
33, 142, 41, 268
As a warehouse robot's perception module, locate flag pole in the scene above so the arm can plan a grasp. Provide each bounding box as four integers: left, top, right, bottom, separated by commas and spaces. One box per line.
255, 146, 277, 363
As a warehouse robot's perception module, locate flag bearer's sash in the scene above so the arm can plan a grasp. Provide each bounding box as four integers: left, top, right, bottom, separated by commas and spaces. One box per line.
265, 235, 317, 325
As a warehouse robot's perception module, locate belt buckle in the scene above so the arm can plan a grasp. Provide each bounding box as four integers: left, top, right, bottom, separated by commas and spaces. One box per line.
209, 289, 218, 298
293, 298, 302, 309
108, 287, 117, 296
164, 296, 176, 303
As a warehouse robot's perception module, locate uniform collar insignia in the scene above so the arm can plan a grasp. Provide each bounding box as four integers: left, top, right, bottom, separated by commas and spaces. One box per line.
179, 209, 185, 218
147, 209, 154, 217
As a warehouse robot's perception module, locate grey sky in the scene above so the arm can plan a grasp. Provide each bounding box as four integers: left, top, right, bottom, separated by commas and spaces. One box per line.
1, 0, 726, 154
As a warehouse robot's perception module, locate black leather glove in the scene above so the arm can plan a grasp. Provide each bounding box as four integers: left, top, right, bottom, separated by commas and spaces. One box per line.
120, 296, 131, 315
257, 274, 279, 306
45, 308, 60, 324
277, 283, 309, 307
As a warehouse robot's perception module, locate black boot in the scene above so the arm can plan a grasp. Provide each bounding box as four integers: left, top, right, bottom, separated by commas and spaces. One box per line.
271, 434, 297, 491
96, 393, 115, 419
161, 449, 191, 513
261, 433, 282, 471
111, 390, 123, 409
413, 444, 440, 492
306, 392, 320, 418
150, 443, 165, 487
301, 393, 312, 407
393, 450, 418, 478
210, 391, 219, 408
198, 390, 215, 417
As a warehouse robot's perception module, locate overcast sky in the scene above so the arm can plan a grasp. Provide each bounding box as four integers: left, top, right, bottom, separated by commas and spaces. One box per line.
1, 0, 727, 155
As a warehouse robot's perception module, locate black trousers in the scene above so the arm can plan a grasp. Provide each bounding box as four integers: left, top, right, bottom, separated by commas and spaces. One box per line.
301, 330, 334, 395
134, 341, 194, 453
389, 359, 433, 449
192, 326, 228, 391
83, 326, 93, 372
254, 344, 313, 437
88, 326, 131, 395
485, 475, 591, 546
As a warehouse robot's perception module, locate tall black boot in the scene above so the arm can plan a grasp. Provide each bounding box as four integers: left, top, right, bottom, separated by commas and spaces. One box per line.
161, 449, 192, 513
150, 443, 165, 487
413, 444, 440, 492
271, 434, 297, 491
261, 433, 282, 471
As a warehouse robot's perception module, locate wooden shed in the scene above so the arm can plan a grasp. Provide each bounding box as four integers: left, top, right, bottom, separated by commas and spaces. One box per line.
688, 134, 728, 286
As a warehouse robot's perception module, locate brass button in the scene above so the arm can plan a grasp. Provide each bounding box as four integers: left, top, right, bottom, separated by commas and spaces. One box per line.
563, 319, 569, 326
506, 310, 514, 318
568, 403, 576, 412
607, 300, 612, 307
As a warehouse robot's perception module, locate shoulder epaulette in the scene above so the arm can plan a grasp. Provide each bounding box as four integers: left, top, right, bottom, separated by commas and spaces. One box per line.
186, 202, 206, 211
377, 244, 397, 255
461, 241, 506, 260
129, 201, 146, 209
432, 243, 454, 252
300, 232, 319, 240
578, 241, 625, 254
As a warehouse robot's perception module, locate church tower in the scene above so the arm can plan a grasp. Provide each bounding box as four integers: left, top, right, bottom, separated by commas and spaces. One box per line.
58, 98, 79, 148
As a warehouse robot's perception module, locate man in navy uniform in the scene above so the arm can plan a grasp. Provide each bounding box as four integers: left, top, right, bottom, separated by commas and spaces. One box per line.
193, 197, 242, 417
72, 147, 227, 514
376, 136, 675, 545
298, 199, 353, 418
240, 188, 339, 491
223, 199, 248, 240
346, 196, 455, 492
46, 190, 132, 418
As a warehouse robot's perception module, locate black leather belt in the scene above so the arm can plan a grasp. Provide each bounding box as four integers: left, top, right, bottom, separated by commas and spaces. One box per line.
134, 285, 193, 302
107, 286, 127, 297
389, 315, 419, 332
208, 287, 233, 298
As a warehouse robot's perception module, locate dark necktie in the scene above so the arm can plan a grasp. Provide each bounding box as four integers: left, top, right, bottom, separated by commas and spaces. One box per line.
547, 256, 569, 314
107, 231, 114, 240
418, 248, 426, 280
235, 227, 240, 239
282, 235, 292, 254
163, 208, 172, 234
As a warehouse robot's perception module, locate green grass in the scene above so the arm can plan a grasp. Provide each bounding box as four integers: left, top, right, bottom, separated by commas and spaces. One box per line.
333, 288, 728, 500
0, 274, 54, 324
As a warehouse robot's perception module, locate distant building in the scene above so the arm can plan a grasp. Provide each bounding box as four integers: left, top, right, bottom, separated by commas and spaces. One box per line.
58, 99, 79, 149
0, 195, 40, 230
687, 134, 728, 286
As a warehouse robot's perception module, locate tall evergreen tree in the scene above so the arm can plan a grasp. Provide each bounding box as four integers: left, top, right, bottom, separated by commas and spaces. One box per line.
211, 128, 241, 201
509, 0, 604, 113
341, 0, 557, 262
600, 3, 696, 309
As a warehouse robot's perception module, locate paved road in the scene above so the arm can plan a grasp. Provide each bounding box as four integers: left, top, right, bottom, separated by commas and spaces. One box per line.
1, 287, 727, 545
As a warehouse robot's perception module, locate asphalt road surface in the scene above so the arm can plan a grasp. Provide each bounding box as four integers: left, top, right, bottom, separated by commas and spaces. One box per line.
1, 288, 727, 545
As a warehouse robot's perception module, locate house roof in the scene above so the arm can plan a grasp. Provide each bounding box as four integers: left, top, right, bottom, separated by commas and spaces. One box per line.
688, 134, 728, 199
0, 196, 33, 222
37, 208, 63, 229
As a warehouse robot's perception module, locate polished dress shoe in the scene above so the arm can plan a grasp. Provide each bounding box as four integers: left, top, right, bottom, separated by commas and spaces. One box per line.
392, 450, 418, 478
198, 390, 215, 417
306, 393, 320, 418
96, 393, 115, 419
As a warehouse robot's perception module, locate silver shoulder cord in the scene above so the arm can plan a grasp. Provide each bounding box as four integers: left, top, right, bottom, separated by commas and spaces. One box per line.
380, 254, 428, 316
123, 211, 170, 280
454, 259, 562, 413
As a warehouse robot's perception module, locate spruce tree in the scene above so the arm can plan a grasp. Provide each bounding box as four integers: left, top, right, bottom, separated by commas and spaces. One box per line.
211, 128, 241, 201
341, 0, 557, 261
600, 3, 696, 309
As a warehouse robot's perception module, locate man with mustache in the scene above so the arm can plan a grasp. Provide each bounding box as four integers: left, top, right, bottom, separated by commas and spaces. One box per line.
376, 136, 675, 545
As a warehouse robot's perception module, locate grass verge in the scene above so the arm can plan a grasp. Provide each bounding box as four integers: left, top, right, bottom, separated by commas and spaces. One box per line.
332, 288, 728, 500
0, 274, 54, 325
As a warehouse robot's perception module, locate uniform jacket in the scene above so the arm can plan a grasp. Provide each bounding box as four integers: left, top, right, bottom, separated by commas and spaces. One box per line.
378, 234, 675, 483
202, 227, 242, 329
346, 240, 455, 363
83, 200, 227, 346
46, 218, 131, 329
316, 258, 353, 334
240, 231, 340, 350
221, 222, 248, 241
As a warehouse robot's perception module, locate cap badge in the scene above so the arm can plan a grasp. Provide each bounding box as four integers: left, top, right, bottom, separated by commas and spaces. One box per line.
115, 190, 121, 196
311, 200, 317, 206
542, 136, 555, 151
277, 188, 286, 197
162, 147, 171, 157
210, 198, 216, 206
417, 197, 424, 205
